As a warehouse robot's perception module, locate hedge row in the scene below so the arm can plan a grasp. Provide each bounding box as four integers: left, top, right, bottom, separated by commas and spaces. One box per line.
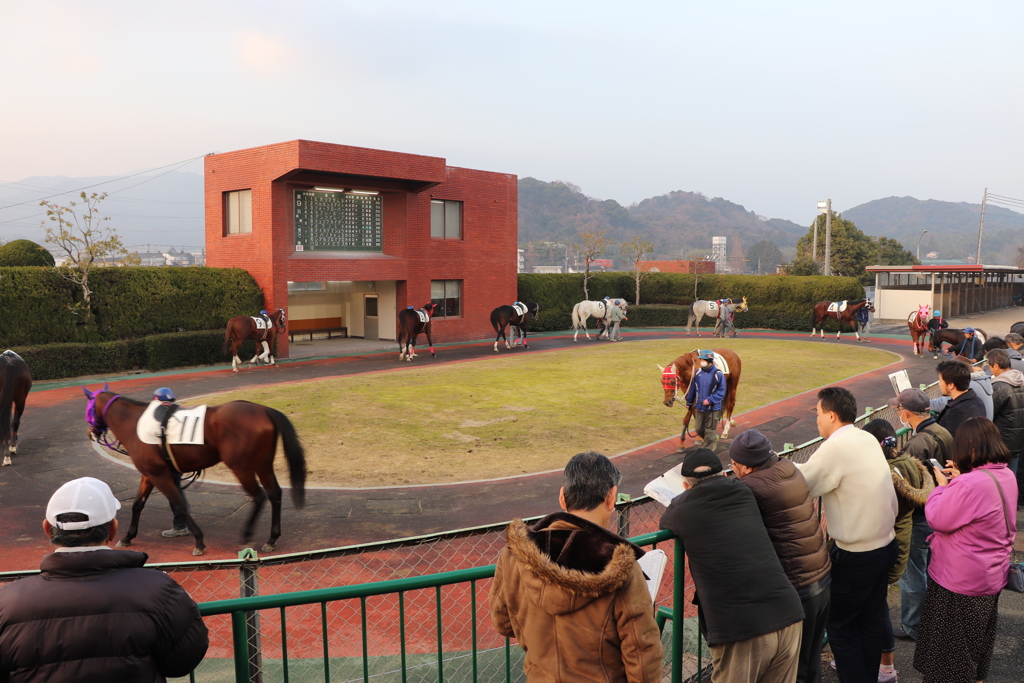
14, 331, 262, 381
0, 267, 264, 346
519, 273, 864, 332
625, 304, 851, 333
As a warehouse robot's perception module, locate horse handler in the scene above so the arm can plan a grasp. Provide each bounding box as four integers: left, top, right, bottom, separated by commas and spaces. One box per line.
686, 350, 726, 451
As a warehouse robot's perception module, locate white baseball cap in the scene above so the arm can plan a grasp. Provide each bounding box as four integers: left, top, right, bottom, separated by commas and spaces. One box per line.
46, 477, 121, 530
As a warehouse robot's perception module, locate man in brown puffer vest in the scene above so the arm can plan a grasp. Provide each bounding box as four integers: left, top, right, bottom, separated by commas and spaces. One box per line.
490, 452, 663, 682
729, 429, 831, 683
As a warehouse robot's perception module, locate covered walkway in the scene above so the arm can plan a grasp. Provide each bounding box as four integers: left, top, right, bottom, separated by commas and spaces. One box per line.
868, 264, 1024, 322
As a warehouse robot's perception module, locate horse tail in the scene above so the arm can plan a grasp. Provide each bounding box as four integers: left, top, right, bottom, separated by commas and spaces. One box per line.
223, 322, 234, 355
267, 408, 307, 508
0, 359, 13, 443
571, 303, 582, 329
810, 306, 818, 329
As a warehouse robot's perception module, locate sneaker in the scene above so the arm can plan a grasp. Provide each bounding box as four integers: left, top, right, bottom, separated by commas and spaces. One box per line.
829, 660, 836, 670
878, 668, 898, 683
892, 626, 916, 641
161, 527, 190, 538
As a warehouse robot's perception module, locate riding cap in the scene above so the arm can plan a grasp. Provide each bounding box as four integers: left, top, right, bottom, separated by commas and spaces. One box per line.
934, 310, 941, 317
261, 310, 268, 315
698, 350, 714, 361
46, 477, 121, 530
153, 387, 175, 402
964, 327, 975, 334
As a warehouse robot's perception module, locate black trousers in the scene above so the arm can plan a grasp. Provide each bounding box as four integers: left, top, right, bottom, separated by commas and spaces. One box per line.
798, 584, 831, 683
170, 469, 189, 529
827, 538, 898, 683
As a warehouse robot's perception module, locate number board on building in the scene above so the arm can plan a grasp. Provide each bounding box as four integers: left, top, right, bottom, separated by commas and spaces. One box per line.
293, 190, 383, 252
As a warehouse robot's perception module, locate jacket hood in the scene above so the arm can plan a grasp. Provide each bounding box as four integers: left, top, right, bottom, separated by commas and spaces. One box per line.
507, 513, 644, 615
992, 369, 1024, 387
40, 548, 148, 578
891, 456, 934, 507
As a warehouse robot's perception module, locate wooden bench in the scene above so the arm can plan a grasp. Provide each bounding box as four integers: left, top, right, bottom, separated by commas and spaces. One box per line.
288, 317, 347, 342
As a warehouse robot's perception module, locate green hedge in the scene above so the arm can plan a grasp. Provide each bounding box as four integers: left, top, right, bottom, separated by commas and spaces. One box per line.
14, 331, 261, 381
0, 267, 264, 347
519, 273, 864, 332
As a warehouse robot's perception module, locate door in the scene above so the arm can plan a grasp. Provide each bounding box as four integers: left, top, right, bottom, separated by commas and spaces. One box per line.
364, 294, 379, 340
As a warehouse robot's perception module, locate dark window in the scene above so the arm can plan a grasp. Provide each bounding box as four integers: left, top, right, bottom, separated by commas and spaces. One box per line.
430, 280, 462, 318
430, 200, 462, 239
365, 296, 378, 317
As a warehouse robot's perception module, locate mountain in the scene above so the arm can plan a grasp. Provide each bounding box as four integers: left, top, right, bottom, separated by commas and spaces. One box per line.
843, 196, 1024, 264
518, 178, 805, 263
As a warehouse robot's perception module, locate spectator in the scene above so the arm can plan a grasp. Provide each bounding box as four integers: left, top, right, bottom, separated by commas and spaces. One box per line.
1003, 332, 1024, 373
796, 387, 898, 683
607, 303, 625, 342
935, 360, 987, 437
661, 448, 804, 683
914, 418, 1018, 683
490, 452, 663, 682
0, 477, 209, 682
729, 429, 830, 683
884, 389, 949, 643
686, 350, 727, 451
949, 327, 985, 361
989, 348, 1024, 496
929, 358, 994, 421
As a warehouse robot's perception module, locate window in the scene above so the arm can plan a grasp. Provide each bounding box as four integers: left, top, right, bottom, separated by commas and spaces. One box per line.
225, 190, 252, 234
287, 281, 326, 292
431, 280, 462, 318
430, 200, 462, 239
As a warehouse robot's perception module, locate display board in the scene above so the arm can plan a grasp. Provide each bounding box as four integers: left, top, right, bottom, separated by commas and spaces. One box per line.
293, 190, 383, 252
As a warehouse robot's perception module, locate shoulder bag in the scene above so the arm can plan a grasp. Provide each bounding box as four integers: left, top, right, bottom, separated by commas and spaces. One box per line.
980, 469, 1024, 593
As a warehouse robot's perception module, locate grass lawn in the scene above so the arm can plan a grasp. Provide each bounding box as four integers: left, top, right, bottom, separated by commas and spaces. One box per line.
186, 339, 896, 487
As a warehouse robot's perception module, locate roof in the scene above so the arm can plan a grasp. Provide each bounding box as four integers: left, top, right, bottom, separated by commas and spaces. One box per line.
865, 264, 1024, 273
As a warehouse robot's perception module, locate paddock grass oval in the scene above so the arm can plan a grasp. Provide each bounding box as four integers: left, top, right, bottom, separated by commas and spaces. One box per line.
186, 339, 897, 487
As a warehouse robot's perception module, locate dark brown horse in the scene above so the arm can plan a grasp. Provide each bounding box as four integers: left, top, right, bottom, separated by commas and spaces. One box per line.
397, 302, 439, 362
0, 350, 31, 467
83, 385, 306, 555
810, 299, 874, 342
224, 308, 286, 372
490, 302, 540, 352
929, 328, 988, 358
658, 348, 742, 449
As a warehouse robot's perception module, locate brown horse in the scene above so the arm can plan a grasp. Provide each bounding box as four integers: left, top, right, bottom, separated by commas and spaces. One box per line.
658, 348, 742, 449
83, 385, 306, 555
490, 302, 540, 352
908, 304, 930, 355
0, 350, 32, 467
397, 302, 439, 362
224, 308, 286, 372
810, 299, 874, 342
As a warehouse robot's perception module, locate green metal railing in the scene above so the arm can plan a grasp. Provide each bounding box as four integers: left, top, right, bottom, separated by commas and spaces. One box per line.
192, 530, 692, 683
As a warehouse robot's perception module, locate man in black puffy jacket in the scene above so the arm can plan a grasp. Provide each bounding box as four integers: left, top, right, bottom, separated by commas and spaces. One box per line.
0, 477, 209, 682
988, 348, 1024, 491
729, 429, 831, 683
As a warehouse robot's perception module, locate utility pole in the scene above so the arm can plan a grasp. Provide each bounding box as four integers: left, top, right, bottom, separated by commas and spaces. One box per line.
817, 199, 832, 275
976, 188, 987, 265
812, 221, 818, 267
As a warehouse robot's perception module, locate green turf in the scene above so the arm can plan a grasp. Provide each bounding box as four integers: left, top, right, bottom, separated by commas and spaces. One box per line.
192, 339, 896, 487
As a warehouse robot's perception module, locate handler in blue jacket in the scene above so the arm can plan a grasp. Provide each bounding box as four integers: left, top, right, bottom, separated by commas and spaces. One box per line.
686, 350, 727, 450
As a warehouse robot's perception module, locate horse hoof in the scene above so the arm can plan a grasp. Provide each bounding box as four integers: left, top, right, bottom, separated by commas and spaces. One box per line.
192, 547, 206, 556
262, 543, 275, 553
116, 540, 130, 548
1, 456, 9, 467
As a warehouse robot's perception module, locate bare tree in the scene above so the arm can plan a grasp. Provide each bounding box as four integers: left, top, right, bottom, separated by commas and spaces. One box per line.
620, 235, 654, 305
574, 229, 614, 299
42, 192, 137, 324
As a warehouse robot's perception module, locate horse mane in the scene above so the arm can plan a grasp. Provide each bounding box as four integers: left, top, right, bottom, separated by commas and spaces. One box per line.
108, 393, 148, 407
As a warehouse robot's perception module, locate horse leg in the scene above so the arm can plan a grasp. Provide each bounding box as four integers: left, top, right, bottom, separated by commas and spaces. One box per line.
694, 314, 702, 338
231, 339, 242, 372
255, 465, 283, 552
426, 327, 436, 357
521, 324, 529, 349
399, 331, 406, 361
853, 320, 863, 342
232, 468, 267, 547
260, 340, 273, 364
116, 476, 155, 548
150, 473, 206, 555
10, 391, 25, 454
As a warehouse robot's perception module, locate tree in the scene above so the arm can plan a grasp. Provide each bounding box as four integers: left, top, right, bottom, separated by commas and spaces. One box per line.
784, 256, 821, 276
794, 214, 918, 284
744, 240, 783, 275
1015, 244, 1024, 269
574, 229, 614, 299
620, 235, 655, 304
0, 239, 55, 267
41, 192, 136, 324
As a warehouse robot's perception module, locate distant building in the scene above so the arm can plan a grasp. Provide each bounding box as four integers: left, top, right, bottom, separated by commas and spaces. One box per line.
592, 258, 614, 271
517, 249, 525, 273
711, 236, 728, 273
532, 265, 563, 274
638, 259, 716, 274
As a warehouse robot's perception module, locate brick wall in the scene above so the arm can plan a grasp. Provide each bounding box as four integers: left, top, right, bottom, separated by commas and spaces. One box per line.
205, 140, 518, 357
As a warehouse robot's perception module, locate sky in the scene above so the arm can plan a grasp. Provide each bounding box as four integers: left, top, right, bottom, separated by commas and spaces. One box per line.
1, 0, 1022, 227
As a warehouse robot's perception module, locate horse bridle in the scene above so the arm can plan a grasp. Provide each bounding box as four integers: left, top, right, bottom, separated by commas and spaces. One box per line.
661, 359, 699, 406
85, 392, 128, 454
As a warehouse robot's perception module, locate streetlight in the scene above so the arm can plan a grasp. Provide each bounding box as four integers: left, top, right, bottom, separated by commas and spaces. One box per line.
817, 199, 832, 275
916, 230, 929, 261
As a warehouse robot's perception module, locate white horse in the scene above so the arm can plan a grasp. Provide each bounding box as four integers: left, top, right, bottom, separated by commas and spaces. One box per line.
571, 299, 628, 342
687, 297, 748, 337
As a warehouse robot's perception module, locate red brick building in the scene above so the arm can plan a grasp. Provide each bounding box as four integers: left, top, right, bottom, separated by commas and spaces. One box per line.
205, 140, 518, 357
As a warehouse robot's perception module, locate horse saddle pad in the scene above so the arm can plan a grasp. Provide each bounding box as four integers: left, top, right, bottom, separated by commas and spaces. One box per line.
416, 309, 430, 324
691, 349, 730, 375
706, 301, 719, 313
827, 301, 848, 313
252, 316, 271, 330
137, 402, 208, 446
511, 302, 528, 317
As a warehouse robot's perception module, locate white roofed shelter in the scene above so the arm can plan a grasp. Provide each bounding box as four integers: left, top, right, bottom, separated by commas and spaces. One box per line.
867, 265, 1024, 322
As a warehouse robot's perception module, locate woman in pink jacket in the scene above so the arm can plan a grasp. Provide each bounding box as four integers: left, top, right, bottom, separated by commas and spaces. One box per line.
913, 417, 1018, 683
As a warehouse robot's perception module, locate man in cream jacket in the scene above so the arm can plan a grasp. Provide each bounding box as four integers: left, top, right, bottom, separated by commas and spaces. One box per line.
796, 387, 898, 683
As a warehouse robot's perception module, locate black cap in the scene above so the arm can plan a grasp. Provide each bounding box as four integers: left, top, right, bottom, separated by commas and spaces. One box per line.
679, 447, 724, 477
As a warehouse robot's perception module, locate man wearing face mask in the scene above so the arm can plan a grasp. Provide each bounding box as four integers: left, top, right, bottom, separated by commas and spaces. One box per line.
685, 350, 727, 451
886, 389, 953, 642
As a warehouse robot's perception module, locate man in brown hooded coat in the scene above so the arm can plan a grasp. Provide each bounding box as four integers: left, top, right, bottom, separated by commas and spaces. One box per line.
490, 451, 663, 682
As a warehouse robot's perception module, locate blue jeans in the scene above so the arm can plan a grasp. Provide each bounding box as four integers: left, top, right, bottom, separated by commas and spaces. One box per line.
899, 515, 932, 639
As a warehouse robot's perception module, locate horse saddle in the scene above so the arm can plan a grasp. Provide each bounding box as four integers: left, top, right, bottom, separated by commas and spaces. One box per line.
252, 316, 272, 330
827, 301, 848, 314
1, 349, 22, 361
137, 401, 207, 447
691, 348, 730, 375
416, 309, 431, 324
511, 302, 528, 317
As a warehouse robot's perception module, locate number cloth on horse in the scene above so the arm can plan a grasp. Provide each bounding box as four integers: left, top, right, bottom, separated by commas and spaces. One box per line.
691, 348, 731, 375
827, 301, 849, 314
415, 308, 431, 324
511, 302, 528, 317
137, 402, 207, 446
252, 316, 272, 330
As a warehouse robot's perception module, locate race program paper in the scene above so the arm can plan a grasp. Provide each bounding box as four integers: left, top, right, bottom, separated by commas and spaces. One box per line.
637, 548, 667, 601
644, 464, 687, 507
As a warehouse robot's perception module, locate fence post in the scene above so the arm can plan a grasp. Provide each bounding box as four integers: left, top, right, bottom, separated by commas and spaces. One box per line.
616, 494, 631, 538
238, 548, 262, 683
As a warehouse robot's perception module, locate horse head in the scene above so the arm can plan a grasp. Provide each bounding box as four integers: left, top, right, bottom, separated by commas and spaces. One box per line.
82, 383, 112, 437
528, 302, 540, 318
274, 308, 287, 331
423, 302, 439, 316
735, 296, 749, 312
658, 363, 679, 407
865, 300, 876, 313
917, 304, 929, 322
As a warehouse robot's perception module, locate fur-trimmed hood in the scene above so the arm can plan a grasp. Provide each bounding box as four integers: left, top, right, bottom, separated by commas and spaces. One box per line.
891, 456, 935, 507
506, 512, 644, 615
